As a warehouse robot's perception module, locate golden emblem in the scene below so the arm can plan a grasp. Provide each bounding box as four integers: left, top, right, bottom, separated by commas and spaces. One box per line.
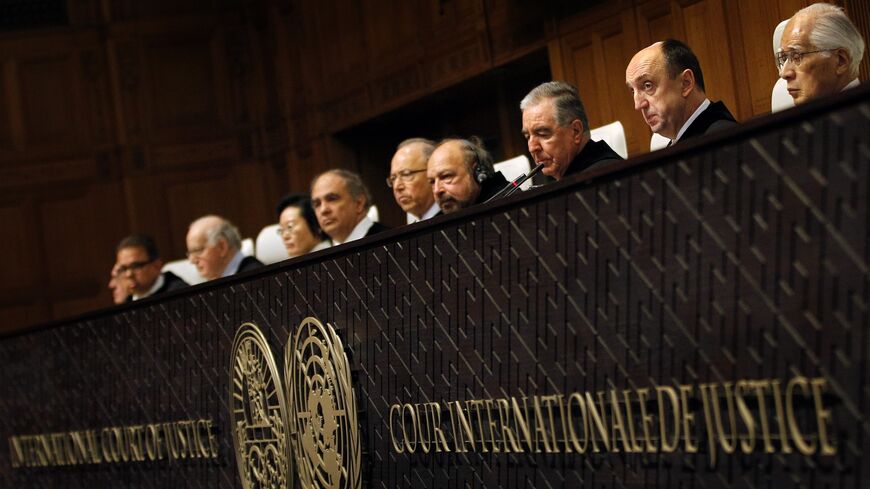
230, 323, 292, 489
285, 317, 361, 489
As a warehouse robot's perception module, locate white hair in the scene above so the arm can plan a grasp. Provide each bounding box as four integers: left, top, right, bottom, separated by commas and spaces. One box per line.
798, 3, 865, 78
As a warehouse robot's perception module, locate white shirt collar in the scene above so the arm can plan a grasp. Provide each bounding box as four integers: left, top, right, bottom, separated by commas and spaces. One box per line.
673, 98, 711, 144
333, 216, 374, 246
311, 240, 331, 252
222, 250, 246, 278
406, 202, 440, 224
844, 78, 860, 91
132, 273, 165, 301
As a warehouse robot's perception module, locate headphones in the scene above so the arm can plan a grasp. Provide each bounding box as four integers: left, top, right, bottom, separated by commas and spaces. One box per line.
462, 138, 494, 185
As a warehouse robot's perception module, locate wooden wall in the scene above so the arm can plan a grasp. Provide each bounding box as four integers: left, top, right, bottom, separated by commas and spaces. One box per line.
3, 0, 866, 333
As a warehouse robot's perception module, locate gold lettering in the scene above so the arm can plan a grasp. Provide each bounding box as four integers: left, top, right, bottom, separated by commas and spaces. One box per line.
483, 399, 500, 453
496, 398, 520, 453
655, 386, 680, 453
565, 392, 588, 453
401, 404, 418, 453
467, 400, 488, 452
428, 402, 451, 453
452, 401, 476, 452
185, 421, 198, 458
621, 390, 642, 452
734, 380, 756, 454
175, 422, 189, 459
50, 433, 65, 465
678, 384, 698, 453
810, 378, 836, 455
770, 380, 792, 453
636, 388, 656, 453
162, 423, 180, 460
510, 397, 533, 452
145, 424, 159, 461
554, 395, 571, 453
415, 403, 431, 454
194, 420, 211, 458
85, 430, 101, 464
751, 380, 775, 452
540, 395, 561, 452
129, 426, 146, 461
112, 427, 128, 462
70, 432, 89, 465
585, 392, 611, 452
699, 383, 719, 467
205, 420, 219, 458
100, 428, 114, 463
608, 390, 633, 453
710, 383, 737, 454
532, 396, 555, 453
389, 404, 404, 453
9, 437, 24, 468
786, 376, 816, 455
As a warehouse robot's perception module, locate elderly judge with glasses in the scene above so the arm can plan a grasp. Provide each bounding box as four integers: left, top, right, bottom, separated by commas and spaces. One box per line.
778, 3, 865, 105
388, 138, 440, 224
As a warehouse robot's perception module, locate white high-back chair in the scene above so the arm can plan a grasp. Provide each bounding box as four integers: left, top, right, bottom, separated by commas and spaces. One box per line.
367, 205, 379, 222
255, 224, 289, 265
772, 19, 795, 112
590, 121, 628, 159
162, 259, 205, 285
493, 155, 533, 190
241, 238, 254, 256
650, 133, 670, 152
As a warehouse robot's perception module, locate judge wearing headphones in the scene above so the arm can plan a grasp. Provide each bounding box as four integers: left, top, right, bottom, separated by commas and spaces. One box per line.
426, 137, 509, 215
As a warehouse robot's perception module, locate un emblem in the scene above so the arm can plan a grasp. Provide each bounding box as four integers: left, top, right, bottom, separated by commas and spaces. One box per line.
285, 317, 361, 489
229, 323, 292, 489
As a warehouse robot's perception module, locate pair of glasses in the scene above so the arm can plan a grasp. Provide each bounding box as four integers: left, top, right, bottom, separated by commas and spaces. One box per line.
275, 224, 296, 236
775, 49, 835, 71
117, 260, 153, 274
386, 169, 426, 188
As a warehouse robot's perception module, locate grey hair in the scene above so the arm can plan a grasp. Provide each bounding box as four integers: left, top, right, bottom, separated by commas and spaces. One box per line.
520, 81, 590, 136
206, 218, 242, 251
396, 137, 436, 162
312, 169, 372, 209
799, 3, 865, 78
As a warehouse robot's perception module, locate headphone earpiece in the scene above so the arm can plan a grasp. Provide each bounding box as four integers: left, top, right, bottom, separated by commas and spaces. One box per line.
466, 140, 493, 185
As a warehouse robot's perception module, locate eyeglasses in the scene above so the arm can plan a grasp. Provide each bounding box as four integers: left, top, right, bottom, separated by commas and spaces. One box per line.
275, 224, 296, 236
775, 49, 835, 71
117, 260, 154, 274
386, 169, 426, 188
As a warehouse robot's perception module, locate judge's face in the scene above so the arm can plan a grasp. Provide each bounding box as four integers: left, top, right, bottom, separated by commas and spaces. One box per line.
311, 173, 365, 243
186, 229, 229, 281
779, 15, 847, 104
521, 98, 584, 180
427, 142, 479, 214
626, 45, 688, 139
115, 246, 161, 295
278, 206, 320, 257
390, 144, 435, 218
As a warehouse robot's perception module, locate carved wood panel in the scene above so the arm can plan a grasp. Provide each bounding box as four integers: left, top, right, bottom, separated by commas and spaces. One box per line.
557, 8, 649, 158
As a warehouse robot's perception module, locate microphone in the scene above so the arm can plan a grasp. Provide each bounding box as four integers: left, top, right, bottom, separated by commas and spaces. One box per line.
485, 163, 545, 202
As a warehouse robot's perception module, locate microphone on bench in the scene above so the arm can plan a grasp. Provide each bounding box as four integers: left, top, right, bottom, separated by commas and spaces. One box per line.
485, 162, 545, 203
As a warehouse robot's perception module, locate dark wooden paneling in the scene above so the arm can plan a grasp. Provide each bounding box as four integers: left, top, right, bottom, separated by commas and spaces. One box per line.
557, 8, 647, 157
0, 203, 42, 296
145, 37, 220, 135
